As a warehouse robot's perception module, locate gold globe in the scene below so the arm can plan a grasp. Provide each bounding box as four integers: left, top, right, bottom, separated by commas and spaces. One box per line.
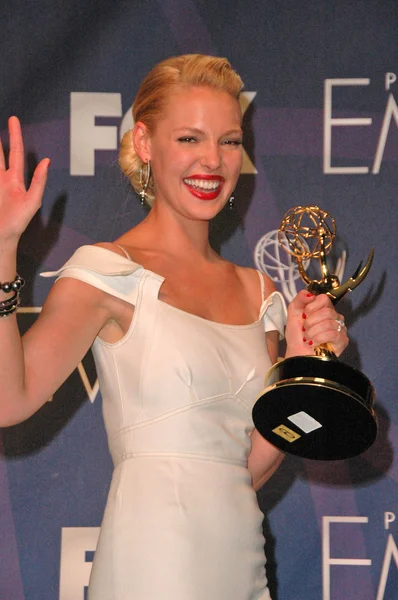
278, 205, 336, 261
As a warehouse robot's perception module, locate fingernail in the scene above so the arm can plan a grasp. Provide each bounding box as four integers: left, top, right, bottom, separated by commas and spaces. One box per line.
303, 337, 307, 342
308, 340, 313, 346
302, 326, 306, 332
302, 313, 307, 319
306, 293, 314, 297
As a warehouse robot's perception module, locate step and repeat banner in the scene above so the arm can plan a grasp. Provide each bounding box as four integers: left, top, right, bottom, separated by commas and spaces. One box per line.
0, 1, 397, 599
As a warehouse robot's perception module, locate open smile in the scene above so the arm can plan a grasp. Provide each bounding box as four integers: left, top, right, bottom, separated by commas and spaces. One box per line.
183, 175, 225, 200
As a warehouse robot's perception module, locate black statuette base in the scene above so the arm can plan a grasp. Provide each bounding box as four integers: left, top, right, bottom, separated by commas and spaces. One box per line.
252, 356, 377, 461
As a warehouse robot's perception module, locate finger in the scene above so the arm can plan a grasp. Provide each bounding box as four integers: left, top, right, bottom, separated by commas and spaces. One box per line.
8, 116, 25, 181
0, 135, 5, 170
26, 158, 50, 208
305, 308, 345, 333
305, 320, 348, 351
305, 307, 338, 329
305, 293, 334, 314
306, 320, 343, 340
288, 290, 316, 314
320, 333, 348, 357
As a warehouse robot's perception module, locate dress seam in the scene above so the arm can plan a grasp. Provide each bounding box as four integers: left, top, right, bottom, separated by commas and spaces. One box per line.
111, 349, 125, 430
139, 272, 160, 421
113, 452, 248, 467
110, 394, 251, 442
109, 460, 125, 600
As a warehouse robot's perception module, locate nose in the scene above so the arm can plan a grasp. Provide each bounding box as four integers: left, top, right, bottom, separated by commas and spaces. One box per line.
200, 141, 222, 170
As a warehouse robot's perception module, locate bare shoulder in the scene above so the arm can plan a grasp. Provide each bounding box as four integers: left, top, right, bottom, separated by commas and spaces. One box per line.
234, 265, 276, 299
47, 242, 127, 314
94, 239, 149, 264
45, 259, 130, 343
93, 241, 130, 258
47, 273, 110, 313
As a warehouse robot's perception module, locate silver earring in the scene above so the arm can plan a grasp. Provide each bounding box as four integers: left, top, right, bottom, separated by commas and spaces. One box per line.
139, 160, 151, 205
229, 194, 235, 210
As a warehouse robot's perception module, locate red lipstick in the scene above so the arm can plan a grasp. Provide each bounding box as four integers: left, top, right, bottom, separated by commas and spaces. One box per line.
183, 174, 225, 201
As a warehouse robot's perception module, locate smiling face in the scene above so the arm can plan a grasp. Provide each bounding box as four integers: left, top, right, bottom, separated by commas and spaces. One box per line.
135, 85, 243, 221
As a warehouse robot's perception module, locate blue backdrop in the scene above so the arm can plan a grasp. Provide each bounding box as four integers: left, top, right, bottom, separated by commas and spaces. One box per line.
0, 1, 397, 599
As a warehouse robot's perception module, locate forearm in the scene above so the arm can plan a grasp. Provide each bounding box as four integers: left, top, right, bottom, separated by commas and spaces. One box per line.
0, 244, 28, 424
251, 454, 284, 492
248, 428, 285, 492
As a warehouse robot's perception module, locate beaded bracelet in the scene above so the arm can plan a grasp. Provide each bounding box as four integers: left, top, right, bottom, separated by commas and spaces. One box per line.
0, 293, 20, 317
0, 291, 19, 305
0, 275, 24, 317
0, 274, 25, 293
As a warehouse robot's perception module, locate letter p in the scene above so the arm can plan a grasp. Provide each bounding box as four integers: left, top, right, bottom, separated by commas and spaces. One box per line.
385, 72, 397, 91
384, 512, 396, 530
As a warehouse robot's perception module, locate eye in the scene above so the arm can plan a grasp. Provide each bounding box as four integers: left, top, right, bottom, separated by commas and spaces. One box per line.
177, 136, 197, 143
222, 139, 243, 146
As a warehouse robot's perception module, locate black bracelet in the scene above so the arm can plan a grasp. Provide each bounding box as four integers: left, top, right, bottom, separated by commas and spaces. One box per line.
0, 293, 20, 317
0, 274, 25, 293
0, 291, 19, 307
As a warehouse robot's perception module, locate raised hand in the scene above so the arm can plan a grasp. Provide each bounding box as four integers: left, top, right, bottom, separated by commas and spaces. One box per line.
285, 289, 349, 358
0, 116, 50, 246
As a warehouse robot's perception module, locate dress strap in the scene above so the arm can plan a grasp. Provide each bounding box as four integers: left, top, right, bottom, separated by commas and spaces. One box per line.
256, 270, 266, 304
113, 244, 133, 261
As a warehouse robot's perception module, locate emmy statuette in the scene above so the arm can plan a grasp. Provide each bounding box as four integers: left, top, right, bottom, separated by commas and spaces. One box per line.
252, 206, 377, 460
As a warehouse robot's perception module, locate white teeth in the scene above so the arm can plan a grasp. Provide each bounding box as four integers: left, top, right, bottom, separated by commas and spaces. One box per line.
184, 178, 221, 190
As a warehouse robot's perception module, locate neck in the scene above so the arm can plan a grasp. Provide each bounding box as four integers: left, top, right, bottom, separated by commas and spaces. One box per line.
138, 202, 216, 262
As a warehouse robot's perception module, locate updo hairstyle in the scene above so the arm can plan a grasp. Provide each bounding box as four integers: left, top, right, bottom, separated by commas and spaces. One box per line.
119, 54, 244, 206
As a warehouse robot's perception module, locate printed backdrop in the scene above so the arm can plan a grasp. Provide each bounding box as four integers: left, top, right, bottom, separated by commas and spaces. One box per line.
0, 1, 397, 599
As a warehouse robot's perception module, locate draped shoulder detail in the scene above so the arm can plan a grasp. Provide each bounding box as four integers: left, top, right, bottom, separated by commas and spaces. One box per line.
259, 291, 287, 339
41, 245, 143, 276
40, 245, 164, 306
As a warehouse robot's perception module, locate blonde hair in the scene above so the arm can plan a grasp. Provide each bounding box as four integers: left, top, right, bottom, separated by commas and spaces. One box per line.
119, 54, 244, 205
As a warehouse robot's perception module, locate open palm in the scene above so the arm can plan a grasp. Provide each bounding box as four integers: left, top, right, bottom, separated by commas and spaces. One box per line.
0, 117, 49, 243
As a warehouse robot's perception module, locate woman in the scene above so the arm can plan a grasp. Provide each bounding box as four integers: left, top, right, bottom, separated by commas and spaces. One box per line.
0, 55, 348, 599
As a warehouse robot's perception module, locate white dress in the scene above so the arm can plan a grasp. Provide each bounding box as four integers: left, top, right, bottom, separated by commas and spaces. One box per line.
42, 245, 286, 600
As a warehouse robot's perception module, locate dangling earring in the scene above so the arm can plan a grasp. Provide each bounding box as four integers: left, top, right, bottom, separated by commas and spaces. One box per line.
139, 160, 151, 205
229, 193, 235, 210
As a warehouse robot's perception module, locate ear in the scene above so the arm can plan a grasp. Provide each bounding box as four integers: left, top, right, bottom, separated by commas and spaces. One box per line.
133, 121, 151, 162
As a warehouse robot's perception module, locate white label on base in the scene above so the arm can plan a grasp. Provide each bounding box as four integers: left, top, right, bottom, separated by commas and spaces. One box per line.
288, 411, 322, 434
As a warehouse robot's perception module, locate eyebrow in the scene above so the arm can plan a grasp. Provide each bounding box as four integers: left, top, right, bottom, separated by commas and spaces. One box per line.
173, 127, 243, 135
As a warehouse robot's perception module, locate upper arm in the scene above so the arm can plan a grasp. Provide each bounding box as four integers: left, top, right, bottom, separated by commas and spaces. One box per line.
266, 329, 279, 365
18, 276, 111, 422
248, 278, 285, 490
